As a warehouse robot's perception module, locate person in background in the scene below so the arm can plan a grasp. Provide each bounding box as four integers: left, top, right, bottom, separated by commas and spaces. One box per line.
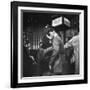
64, 33, 79, 74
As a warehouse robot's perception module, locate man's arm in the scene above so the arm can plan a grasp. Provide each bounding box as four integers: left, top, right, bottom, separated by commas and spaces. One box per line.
44, 46, 53, 54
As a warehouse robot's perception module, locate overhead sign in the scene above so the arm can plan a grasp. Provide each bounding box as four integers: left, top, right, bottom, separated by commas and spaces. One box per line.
64, 17, 70, 27
52, 17, 63, 27
52, 16, 70, 27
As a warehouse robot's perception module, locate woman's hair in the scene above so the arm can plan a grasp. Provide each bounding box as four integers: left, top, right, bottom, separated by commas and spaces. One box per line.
41, 35, 52, 49
47, 27, 55, 36
42, 25, 54, 38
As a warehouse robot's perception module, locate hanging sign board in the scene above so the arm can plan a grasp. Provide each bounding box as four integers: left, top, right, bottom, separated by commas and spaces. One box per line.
52, 16, 70, 27
52, 17, 63, 27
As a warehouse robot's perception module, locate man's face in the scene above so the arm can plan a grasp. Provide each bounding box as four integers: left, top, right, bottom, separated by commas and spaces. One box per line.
49, 31, 54, 39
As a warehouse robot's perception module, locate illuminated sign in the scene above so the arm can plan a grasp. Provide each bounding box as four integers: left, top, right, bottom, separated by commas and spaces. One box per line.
52, 17, 63, 27
52, 16, 70, 27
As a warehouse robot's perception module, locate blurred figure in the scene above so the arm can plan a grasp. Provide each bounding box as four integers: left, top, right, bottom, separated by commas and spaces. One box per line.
23, 32, 38, 76
64, 34, 79, 74
37, 41, 52, 76
64, 44, 74, 74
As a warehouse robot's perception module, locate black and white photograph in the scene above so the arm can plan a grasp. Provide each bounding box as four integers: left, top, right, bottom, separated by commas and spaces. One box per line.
11, 1, 87, 88
22, 11, 79, 77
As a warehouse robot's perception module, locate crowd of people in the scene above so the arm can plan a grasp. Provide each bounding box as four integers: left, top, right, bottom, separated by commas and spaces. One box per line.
23, 26, 79, 76
36, 26, 79, 76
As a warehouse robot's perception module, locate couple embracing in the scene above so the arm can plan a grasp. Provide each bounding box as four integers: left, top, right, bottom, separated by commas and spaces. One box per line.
38, 27, 65, 75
